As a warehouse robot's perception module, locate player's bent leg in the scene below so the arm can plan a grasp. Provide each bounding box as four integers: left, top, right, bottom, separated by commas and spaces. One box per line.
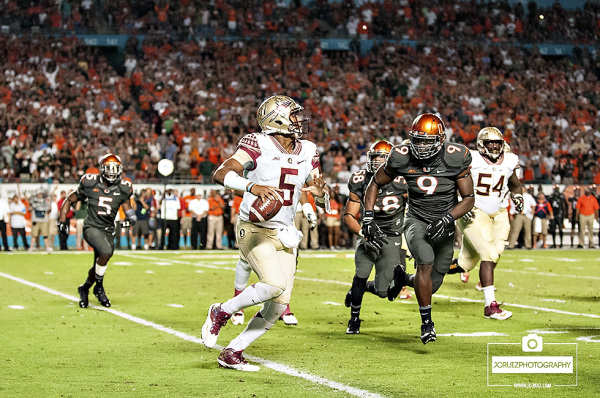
232, 258, 253, 326
219, 301, 287, 371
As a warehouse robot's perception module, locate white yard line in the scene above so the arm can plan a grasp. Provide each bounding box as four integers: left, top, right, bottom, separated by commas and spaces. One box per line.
497, 268, 600, 281
119, 253, 600, 320
0, 271, 385, 398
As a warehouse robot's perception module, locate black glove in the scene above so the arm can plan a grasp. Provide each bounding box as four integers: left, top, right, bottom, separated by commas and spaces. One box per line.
57, 221, 70, 237
426, 213, 455, 242
512, 194, 524, 214
462, 210, 475, 222
362, 210, 387, 251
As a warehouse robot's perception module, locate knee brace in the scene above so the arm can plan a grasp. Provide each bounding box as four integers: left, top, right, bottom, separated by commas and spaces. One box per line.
258, 301, 287, 324
253, 282, 284, 301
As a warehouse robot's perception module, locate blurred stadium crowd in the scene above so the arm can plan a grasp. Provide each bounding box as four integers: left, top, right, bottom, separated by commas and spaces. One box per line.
1, 1, 600, 250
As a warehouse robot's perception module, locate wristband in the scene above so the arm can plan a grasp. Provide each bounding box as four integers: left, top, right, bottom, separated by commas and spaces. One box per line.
246, 182, 256, 193
223, 170, 252, 191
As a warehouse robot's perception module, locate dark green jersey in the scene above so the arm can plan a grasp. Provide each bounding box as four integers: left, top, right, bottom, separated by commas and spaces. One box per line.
348, 169, 407, 235
75, 173, 134, 230
386, 142, 471, 222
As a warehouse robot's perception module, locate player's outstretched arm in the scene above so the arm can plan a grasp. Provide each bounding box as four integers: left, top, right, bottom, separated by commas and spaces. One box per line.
507, 171, 523, 195
450, 169, 475, 220
302, 174, 328, 209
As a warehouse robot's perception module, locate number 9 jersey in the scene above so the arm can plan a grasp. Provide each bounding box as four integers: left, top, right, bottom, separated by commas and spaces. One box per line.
234, 133, 320, 229
76, 173, 134, 230
386, 142, 472, 222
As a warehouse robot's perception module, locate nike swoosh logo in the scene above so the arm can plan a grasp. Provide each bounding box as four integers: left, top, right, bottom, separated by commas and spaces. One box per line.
297, 159, 306, 164
386, 191, 394, 195
394, 242, 401, 246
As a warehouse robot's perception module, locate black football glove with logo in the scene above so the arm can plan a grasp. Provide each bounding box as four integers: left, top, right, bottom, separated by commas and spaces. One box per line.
361, 210, 387, 251
57, 221, 70, 237
512, 194, 524, 214
426, 213, 455, 243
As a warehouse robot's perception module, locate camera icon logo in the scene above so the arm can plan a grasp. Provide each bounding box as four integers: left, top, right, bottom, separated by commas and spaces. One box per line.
522, 334, 543, 352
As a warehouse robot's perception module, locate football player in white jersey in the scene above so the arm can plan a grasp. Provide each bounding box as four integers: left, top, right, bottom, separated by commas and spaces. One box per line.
201, 95, 328, 371
450, 127, 523, 320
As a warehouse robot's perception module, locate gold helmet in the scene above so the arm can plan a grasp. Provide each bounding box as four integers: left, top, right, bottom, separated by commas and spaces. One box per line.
366, 140, 393, 172
409, 113, 446, 159
477, 127, 505, 160
256, 95, 309, 138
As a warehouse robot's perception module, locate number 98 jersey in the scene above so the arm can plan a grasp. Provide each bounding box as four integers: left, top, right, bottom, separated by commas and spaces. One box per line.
76, 173, 134, 230
386, 142, 471, 222
348, 169, 407, 236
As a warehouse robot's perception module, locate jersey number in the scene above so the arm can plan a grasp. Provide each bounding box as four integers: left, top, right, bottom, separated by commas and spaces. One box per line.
279, 168, 298, 206
416, 176, 438, 195
475, 173, 504, 197
374, 196, 401, 214
352, 170, 366, 184
97, 196, 113, 215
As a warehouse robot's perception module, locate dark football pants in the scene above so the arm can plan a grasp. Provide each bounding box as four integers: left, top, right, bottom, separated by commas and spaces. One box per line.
403, 217, 454, 294
84, 226, 115, 258
354, 234, 405, 297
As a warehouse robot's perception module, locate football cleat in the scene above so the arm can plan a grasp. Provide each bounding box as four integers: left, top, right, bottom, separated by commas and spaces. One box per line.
460, 272, 470, 283
280, 312, 298, 326
420, 321, 437, 344
447, 257, 466, 275
484, 301, 513, 320
346, 317, 361, 334
217, 348, 260, 372
77, 285, 89, 308
387, 263, 406, 301
231, 310, 244, 326
93, 285, 111, 307
201, 303, 231, 348
344, 289, 351, 308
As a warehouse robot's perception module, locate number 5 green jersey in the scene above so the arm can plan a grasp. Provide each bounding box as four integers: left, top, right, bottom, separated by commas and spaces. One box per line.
75, 173, 134, 231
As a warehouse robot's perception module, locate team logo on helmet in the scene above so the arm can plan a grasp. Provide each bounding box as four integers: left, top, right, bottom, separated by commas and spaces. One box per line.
477, 127, 505, 160
366, 140, 393, 172
256, 95, 309, 138
408, 113, 446, 159
100, 153, 123, 185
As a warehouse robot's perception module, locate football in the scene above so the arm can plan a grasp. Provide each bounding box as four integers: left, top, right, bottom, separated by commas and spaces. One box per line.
248, 194, 284, 223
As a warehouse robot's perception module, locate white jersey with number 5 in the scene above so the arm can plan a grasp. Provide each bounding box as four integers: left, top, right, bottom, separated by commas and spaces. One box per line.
233, 133, 320, 229
470, 150, 520, 215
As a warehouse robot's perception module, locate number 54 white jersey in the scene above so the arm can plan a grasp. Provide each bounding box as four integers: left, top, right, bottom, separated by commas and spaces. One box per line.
234, 133, 320, 229
470, 150, 520, 215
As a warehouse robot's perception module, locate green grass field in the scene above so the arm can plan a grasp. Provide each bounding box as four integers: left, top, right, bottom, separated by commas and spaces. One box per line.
1, 249, 599, 398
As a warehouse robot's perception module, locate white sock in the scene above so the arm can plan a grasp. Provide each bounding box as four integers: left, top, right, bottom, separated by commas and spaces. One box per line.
227, 314, 274, 352
95, 262, 107, 277
234, 259, 252, 292
482, 285, 496, 306
221, 282, 282, 314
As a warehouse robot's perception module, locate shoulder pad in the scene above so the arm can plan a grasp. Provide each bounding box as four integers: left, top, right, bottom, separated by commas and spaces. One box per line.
442, 143, 471, 168
120, 178, 134, 194
80, 173, 100, 187
387, 145, 411, 170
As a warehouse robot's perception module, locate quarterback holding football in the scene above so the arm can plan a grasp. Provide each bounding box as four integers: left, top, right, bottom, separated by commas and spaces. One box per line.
202, 95, 328, 371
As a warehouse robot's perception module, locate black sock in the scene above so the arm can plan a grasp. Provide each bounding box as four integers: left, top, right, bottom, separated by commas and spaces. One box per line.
95, 273, 104, 286
350, 276, 367, 308
365, 280, 376, 295
405, 274, 415, 288
350, 309, 360, 319
419, 305, 432, 324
